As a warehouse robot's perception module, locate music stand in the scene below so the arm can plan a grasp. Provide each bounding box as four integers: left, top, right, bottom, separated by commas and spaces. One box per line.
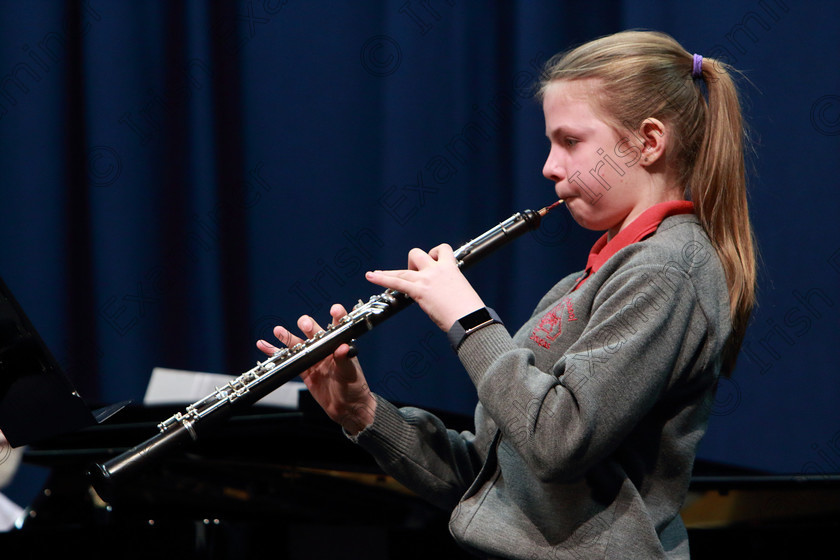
0, 276, 126, 448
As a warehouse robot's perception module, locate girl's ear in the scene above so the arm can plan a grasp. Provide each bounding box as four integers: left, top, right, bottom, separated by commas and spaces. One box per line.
638, 118, 668, 166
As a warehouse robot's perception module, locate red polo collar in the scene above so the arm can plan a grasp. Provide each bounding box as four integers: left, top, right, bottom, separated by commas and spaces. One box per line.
572, 200, 695, 291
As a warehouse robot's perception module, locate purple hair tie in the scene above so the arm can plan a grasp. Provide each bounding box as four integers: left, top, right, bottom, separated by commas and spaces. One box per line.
692, 54, 703, 78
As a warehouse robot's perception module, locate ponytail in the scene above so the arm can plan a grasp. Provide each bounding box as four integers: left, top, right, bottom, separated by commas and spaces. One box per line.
690, 57, 756, 374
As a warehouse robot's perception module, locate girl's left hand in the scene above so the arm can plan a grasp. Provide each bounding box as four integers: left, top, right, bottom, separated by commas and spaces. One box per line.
365, 243, 485, 332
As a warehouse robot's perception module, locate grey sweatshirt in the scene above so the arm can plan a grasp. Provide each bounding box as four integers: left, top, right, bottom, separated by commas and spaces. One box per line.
352, 213, 732, 559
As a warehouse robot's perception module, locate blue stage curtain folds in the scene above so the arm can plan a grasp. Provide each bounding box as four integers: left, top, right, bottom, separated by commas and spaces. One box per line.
1, 1, 839, 504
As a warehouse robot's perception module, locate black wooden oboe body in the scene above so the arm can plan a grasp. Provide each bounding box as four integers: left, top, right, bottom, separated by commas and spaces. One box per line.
88, 202, 562, 501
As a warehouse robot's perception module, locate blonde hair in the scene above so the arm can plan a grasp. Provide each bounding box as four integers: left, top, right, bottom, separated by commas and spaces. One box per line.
539, 30, 756, 374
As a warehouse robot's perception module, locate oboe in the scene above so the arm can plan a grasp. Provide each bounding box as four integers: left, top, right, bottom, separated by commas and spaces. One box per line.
89, 200, 563, 501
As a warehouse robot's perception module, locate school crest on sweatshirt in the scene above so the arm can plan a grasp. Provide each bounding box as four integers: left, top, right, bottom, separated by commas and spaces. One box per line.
530, 297, 577, 349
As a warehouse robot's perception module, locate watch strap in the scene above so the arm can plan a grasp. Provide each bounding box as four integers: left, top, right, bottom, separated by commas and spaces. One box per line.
447, 307, 503, 351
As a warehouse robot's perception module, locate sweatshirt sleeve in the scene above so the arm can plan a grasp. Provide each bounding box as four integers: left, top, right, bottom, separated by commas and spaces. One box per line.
456, 263, 713, 483
351, 393, 498, 510
344, 275, 585, 509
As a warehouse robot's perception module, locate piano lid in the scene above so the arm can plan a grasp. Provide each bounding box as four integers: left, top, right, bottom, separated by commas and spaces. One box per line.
0, 276, 125, 448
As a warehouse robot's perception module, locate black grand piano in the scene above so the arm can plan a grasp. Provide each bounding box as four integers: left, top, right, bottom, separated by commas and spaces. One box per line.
2, 277, 839, 559
10, 397, 477, 559
0, 275, 473, 558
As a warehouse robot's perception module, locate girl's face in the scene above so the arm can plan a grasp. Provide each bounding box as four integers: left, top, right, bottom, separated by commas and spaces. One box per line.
542, 79, 672, 239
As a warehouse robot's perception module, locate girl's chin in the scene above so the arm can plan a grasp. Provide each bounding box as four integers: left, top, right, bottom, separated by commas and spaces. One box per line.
566, 206, 616, 233
565, 203, 609, 231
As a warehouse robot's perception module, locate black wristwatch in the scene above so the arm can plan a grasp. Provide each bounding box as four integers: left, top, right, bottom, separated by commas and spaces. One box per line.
447, 307, 503, 351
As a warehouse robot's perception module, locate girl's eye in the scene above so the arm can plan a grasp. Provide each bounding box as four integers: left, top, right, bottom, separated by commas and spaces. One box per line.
565, 138, 579, 147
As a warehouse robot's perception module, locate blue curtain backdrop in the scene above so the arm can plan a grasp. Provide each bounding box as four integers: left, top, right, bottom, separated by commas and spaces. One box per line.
1, 0, 839, 505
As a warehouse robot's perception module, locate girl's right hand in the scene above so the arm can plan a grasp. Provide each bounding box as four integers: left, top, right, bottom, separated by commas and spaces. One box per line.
256, 303, 376, 435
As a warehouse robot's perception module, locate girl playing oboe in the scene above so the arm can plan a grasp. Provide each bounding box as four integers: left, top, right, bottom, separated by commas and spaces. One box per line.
259, 30, 756, 559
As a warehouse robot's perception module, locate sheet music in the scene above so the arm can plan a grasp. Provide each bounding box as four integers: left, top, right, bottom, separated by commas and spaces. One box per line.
143, 367, 306, 409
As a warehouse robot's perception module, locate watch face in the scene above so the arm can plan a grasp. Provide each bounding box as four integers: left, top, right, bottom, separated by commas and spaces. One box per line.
450, 308, 501, 351
461, 308, 493, 330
